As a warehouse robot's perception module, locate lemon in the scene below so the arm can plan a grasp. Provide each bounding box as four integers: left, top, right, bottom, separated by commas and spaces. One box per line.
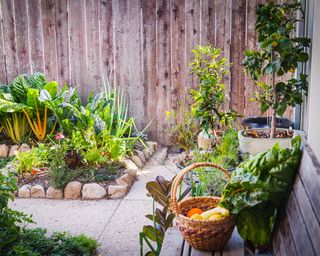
201, 206, 230, 220
208, 213, 223, 221
190, 213, 203, 220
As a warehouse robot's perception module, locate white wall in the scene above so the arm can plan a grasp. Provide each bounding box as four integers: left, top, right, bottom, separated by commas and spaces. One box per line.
307, 0, 320, 159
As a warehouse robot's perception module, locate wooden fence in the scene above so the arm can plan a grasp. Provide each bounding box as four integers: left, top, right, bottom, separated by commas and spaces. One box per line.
0, 0, 291, 144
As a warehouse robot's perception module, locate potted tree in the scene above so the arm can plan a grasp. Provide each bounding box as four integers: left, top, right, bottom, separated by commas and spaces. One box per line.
190, 45, 238, 150
239, 1, 310, 155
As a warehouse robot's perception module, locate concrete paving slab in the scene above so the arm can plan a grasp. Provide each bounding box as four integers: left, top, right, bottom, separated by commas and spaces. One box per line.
10, 199, 120, 239
97, 200, 154, 256
125, 166, 177, 201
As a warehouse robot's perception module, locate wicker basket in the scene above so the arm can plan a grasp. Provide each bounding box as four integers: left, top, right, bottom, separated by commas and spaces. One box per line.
171, 162, 236, 251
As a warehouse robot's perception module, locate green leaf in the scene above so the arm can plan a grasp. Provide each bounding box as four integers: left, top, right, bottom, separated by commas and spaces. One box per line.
297, 52, 309, 62
26, 88, 40, 108
146, 182, 168, 207
43, 81, 58, 99
142, 226, 164, 243
260, 101, 269, 113
276, 103, 287, 116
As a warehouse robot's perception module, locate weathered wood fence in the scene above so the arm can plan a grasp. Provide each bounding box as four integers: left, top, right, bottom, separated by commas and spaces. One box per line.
0, 0, 291, 144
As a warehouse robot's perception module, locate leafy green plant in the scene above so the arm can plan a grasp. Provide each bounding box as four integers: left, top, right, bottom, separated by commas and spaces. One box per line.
10, 228, 98, 256
243, 1, 310, 137
219, 136, 302, 245
15, 144, 49, 173
139, 176, 176, 256
0, 171, 32, 255
186, 129, 239, 197
0, 156, 14, 170
49, 144, 83, 189
190, 45, 238, 135
0, 73, 59, 142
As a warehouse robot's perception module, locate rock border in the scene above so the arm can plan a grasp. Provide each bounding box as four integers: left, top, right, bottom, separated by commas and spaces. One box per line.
15, 141, 158, 200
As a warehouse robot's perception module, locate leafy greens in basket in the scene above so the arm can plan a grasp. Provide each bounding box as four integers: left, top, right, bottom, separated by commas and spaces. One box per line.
219, 136, 302, 245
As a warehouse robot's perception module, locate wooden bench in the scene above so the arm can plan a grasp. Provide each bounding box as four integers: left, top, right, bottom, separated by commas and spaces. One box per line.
161, 145, 320, 256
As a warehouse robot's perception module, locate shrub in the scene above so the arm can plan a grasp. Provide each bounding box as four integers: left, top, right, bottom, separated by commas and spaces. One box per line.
0, 171, 32, 255
10, 228, 98, 256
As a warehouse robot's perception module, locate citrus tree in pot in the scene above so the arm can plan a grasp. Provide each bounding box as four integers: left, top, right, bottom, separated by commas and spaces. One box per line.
190, 45, 238, 150
240, 1, 310, 155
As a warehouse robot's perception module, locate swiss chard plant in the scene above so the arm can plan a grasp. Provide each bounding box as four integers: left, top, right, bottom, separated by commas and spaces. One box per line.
190, 45, 238, 136
0, 74, 59, 142
243, 1, 310, 137
219, 136, 302, 245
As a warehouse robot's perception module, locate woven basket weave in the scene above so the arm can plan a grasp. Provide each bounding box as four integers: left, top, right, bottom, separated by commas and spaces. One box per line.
171, 162, 236, 251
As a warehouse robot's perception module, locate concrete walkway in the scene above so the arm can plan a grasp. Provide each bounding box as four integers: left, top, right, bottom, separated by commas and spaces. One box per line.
10, 150, 180, 256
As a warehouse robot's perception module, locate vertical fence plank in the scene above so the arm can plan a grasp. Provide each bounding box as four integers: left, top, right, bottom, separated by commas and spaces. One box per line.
156, 0, 171, 144
215, 0, 232, 111
41, 0, 58, 81
99, 0, 113, 85
244, 0, 260, 117
201, 0, 215, 46
127, 0, 145, 130
112, 0, 129, 91
27, 0, 44, 74
0, 1, 7, 83
14, 0, 31, 74
55, 0, 70, 87
85, 0, 101, 93
230, 0, 246, 116
69, 0, 87, 98
142, 0, 157, 139
1, 0, 18, 82
171, 0, 186, 120
185, 0, 201, 104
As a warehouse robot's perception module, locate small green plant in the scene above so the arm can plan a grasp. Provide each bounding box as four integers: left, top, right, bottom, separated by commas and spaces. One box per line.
166, 103, 199, 153
15, 144, 49, 173
139, 176, 177, 256
243, 1, 310, 138
187, 129, 239, 196
190, 45, 238, 135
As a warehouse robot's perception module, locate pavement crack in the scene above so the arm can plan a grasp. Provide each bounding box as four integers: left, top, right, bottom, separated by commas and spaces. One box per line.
96, 199, 122, 241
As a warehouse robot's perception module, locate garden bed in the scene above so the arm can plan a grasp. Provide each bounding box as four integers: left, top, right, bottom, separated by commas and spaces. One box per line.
0, 141, 158, 200
20, 141, 157, 200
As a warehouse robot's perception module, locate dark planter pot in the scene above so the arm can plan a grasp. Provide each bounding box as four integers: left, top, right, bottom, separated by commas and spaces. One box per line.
241, 116, 293, 129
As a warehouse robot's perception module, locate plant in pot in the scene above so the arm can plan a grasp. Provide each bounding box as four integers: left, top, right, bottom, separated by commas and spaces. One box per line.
190, 45, 238, 150
240, 1, 310, 155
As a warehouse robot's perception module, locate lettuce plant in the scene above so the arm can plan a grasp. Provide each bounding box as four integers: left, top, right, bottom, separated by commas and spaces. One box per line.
220, 136, 302, 245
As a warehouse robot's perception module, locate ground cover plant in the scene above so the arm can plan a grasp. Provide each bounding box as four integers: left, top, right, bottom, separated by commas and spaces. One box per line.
0, 73, 146, 190
0, 170, 98, 255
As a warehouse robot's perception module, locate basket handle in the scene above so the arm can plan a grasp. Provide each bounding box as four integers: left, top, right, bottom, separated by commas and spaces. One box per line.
171, 162, 230, 215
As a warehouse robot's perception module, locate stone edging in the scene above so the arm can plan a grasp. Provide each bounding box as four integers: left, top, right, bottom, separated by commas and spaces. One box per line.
16, 141, 158, 200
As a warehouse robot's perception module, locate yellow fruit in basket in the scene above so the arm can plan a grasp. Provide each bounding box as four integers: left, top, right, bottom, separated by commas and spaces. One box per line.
208, 213, 223, 221
201, 206, 230, 220
190, 213, 203, 220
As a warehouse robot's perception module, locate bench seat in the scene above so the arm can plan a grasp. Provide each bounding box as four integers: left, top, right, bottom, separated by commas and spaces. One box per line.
160, 226, 244, 256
